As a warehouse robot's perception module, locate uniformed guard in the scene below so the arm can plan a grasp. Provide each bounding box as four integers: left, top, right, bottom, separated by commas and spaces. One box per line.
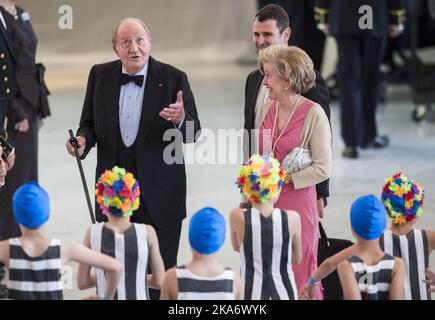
0, 6, 15, 291
0, 7, 15, 126
314, 0, 406, 159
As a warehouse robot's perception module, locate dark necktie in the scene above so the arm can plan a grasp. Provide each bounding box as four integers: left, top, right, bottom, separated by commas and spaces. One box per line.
119, 73, 144, 87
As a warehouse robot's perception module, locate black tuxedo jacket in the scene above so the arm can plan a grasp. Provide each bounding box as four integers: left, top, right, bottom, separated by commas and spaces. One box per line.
77, 57, 201, 227
244, 69, 331, 200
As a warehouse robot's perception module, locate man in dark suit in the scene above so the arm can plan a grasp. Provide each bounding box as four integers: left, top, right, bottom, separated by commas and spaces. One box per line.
66, 18, 201, 282
244, 4, 331, 216
314, 0, 406, 158
257, 0, 326, 71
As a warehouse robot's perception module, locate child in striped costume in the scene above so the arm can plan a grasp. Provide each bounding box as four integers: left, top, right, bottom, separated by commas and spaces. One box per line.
230, 154, 302, 300
161, 207, 241, 300
337, 194, 405, 300
77, 166, 165, 300
300, 173, 434, 300
160, 207, 241, 300
0, 182, 122, 300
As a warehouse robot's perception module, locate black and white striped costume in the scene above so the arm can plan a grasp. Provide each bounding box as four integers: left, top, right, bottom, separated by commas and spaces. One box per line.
90, 223, 149, 300
348, 253, 395, 300
380, 229, 431, 300
175, 265, 235, 300
240, 208, 297, 300
7, 238, 63, 300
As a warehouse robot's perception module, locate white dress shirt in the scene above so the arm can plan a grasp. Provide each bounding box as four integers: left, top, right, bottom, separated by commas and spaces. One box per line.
119, 64, 148, 147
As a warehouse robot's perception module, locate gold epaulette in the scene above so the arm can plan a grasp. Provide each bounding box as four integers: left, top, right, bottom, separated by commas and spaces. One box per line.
390, 9, 407, 25
0, 130, 7, 140
314, 7, 329, 24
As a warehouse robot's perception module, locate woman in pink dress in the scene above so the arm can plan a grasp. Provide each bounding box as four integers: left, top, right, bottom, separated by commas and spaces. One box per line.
258, 45, 332, 299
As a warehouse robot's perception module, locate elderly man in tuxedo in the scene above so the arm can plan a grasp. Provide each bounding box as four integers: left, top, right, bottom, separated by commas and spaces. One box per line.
66, 18, 201, 289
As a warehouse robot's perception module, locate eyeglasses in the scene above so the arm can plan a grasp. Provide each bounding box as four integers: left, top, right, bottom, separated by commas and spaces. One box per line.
118, 37, 147, 49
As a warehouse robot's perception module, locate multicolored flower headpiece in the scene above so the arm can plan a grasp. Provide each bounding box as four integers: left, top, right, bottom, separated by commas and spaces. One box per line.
381, 172, 424, 225
236, 154, 286, 204
95, 166, 141, 217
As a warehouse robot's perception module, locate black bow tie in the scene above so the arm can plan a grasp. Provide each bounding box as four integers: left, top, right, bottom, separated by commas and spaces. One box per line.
119, 73, 144, 87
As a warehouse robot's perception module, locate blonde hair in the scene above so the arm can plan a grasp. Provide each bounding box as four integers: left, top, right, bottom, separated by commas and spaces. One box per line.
112, 18, 151, 46
258, 45, 316, 94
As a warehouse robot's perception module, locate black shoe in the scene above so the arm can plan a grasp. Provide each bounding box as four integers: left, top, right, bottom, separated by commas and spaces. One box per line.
362, 135, 390, 149
342, 147, 359, 159
0, 262, 5, 282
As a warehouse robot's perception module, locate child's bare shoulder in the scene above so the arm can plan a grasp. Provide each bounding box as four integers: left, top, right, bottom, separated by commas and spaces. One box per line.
144, 224, 156, 233
230, 207, 244, 217
284, 210, 300, 222
229, 208, 245, 222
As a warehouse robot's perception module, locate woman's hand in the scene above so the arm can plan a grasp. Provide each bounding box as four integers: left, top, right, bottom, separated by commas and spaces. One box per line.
317, 199, 325, 219
284, 174, 293, 185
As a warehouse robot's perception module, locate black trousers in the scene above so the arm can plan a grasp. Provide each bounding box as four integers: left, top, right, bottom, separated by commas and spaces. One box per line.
336, 35, 386, 147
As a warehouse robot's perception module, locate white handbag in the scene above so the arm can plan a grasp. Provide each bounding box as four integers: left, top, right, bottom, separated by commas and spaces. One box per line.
281, 147, 312, 174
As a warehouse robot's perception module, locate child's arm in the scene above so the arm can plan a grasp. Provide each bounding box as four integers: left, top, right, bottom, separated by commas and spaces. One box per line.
299, 244, 357, 299
62, 239, 122, 300
229, 209, 243, 252
233, 271, 242, 300
76, 227, 96, 290
389, 257, 405, 300
145, 225, 165, 289
160, 268, 178, 300
0, 240, 8, 266
426, 230, 435, 253
287, 210, 301, 265
337, 260, 362, 300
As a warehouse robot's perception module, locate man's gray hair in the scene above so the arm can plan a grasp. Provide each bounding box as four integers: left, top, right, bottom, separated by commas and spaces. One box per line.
112, 18, 151, 46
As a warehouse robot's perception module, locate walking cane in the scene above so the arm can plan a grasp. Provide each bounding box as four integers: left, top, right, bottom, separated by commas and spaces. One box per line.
68, 129, 96, 224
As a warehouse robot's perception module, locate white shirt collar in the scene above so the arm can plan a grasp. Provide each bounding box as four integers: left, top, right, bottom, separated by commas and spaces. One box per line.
0, 11, 7, 29
122, 63, 148, 76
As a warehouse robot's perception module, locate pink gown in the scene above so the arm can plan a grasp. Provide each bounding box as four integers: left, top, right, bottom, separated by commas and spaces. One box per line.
259, 99, 323, 300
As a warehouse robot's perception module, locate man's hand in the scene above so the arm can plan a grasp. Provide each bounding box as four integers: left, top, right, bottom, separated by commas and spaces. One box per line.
66, 136, 86, 157
6, 152, 15, 171
317, 198, 325, 219
15, 118, 29, 133
389, 25, 404, 38
0, 147, 5, 185
317, 23, 330, 36
159, 91, 185, 125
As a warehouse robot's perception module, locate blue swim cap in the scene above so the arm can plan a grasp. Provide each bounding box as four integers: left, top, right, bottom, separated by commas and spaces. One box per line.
189, 207, 226, 255
350, 195, 387, 240
13, 182, 50, 229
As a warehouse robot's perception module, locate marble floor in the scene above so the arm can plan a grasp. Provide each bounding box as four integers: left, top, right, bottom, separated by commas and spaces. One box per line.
6, 60, 435, 299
